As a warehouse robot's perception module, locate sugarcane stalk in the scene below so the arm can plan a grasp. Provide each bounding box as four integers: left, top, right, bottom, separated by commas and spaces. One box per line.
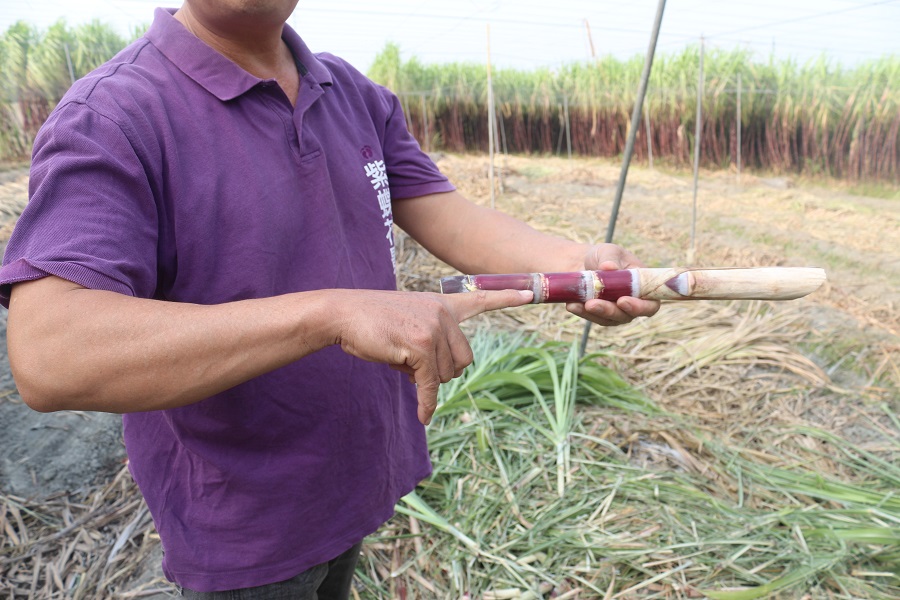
440, 267, 826, 303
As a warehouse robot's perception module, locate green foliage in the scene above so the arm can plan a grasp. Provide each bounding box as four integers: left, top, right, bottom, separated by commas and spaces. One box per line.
0, 19, 130, 162
432, 332, 656, 498
375, 331, 900, 599
0, 19, 128, 101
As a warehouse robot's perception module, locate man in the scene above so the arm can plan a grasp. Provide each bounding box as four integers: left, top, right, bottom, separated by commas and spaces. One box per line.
1, 1, 659, 598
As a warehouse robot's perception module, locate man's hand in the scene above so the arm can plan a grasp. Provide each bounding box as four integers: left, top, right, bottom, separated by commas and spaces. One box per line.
565, 243, 661, 327
334, 289, 533, 425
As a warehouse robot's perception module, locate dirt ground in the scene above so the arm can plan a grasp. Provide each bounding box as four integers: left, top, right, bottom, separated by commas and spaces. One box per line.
0, 155, 897, 597
0, 167, 127, 501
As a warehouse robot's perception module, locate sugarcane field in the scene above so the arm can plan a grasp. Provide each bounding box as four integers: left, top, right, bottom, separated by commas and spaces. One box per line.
1, 8, 900, 600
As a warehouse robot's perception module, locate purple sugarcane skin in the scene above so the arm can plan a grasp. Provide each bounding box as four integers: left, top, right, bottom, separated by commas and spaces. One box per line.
473, 273, 536, 292
543, 272, 592, 302
543, 270, 636, 302
596, 269, 637, 302
444, 270, 638, 303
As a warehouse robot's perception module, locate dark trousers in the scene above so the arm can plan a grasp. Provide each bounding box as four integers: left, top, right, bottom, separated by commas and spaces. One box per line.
180, 542, 363, 600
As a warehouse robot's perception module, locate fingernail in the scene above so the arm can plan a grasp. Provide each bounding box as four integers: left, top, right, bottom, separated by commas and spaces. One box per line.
518, 290, 533, 300
425, 417, 432, 426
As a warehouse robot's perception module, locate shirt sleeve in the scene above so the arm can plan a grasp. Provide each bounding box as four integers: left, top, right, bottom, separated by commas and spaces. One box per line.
376, 87, 456, 200
0, 101, 159, 307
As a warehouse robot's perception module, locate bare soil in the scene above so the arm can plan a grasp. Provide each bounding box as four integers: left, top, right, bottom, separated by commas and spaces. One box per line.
1, 155, 897, 597
0, 166, 127, 501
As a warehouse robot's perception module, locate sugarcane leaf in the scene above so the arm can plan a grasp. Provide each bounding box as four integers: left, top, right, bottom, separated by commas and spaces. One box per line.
438, 371, 545, 413
806, 527, 900, 545
701, 558, 840, 600
397, 491, 481, 553
435, 389, 556, 441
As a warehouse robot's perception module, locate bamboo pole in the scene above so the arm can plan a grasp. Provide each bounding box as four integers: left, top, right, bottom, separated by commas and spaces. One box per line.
494, 98, 509, 194
63, 41, 76, 86
401, 94, 413, 137
497, 99, 509, 157
584, 19, 597, 60
441, 267, 827, 304
556, 106, 566, 156
606, 0, 666, 251
580, 0, 667, 356
486, 24, 496, 209
564, 93, 572, 161
689, 35, 705, 265
600, 0, 667, 248
420, 95, 429, 153
737, 72, 742, 184
495, 96, 506, 194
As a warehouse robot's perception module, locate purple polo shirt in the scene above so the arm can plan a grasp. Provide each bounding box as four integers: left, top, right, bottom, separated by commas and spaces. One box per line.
0, 8, 454, 592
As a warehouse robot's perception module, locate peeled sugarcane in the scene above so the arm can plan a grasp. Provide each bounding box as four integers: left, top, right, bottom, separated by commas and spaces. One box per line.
440, 267, 826, 303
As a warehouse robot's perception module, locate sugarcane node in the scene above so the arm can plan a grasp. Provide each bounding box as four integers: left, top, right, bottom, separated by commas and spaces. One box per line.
438, 275, 470, 295
596, 269, 639, 301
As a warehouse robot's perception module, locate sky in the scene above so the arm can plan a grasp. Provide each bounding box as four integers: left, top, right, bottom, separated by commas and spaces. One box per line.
1, 0, 898, 73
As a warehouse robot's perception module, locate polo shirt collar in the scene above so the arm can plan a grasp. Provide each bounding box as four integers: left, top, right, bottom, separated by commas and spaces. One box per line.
145, 8, 332, 102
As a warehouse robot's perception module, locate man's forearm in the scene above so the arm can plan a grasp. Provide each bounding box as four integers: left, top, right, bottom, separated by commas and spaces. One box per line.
7, 276, 340, 413
7, 275, 534, 422
393, 190, 591, 275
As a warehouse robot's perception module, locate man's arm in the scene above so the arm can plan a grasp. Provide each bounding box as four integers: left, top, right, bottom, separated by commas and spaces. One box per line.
7, 275, 531, 423
392, 190, 660, 326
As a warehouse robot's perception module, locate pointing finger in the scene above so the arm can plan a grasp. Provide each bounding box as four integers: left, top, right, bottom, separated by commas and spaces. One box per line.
445, 289, 533, 322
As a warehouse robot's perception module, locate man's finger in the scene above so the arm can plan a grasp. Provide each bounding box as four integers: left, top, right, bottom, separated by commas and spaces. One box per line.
617, 297, 660, 318
444, 323, 475, 375
413, 368, 441, 426
596, 259, 622, 271
585, 244, 646, 271
567, 300, 633, 326
433, 337, 457, 383
446, 289, 533, 322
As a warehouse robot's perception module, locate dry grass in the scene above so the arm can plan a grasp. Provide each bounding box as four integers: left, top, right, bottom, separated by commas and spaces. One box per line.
1, 468, 169, 599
